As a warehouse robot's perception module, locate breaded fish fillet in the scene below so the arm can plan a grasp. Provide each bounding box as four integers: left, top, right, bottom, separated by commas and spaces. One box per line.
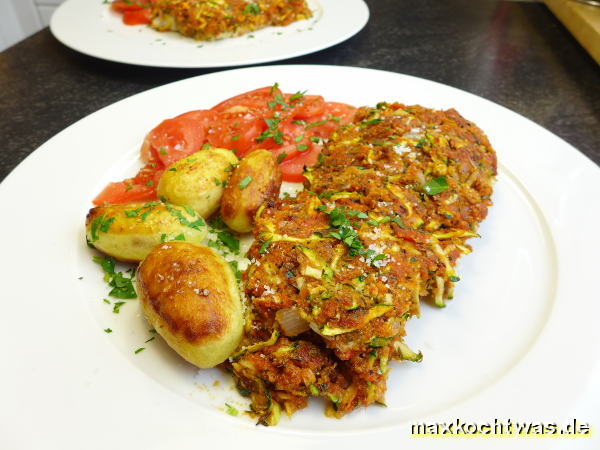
231, 102, 497, 425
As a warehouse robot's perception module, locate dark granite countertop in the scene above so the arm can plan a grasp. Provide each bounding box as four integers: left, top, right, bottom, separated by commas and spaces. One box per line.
0, 0, 598, 183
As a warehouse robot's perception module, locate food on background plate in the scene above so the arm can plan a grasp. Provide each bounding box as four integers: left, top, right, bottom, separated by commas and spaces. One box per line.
86, 202, 207, 262
157, 147, 239, 218
87, 84, 496, 425
137, 242, 244, 368
110, 0, 312, 41
93, 85, 356, 206
221, 149, 282, 233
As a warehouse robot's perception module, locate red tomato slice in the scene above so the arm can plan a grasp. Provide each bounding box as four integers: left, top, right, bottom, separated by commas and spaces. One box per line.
140, 117, 207, 166
93, 182, 155, 205
176, 109, 217, 124
111, 1, 147, 12
279, 144, 322, 182
290, 95, 326, 119
206, 115, 265, 157
323, 102, 357, 124
270, 144, 301, 164
122, 8, 151, 25
211, 86, 275, 114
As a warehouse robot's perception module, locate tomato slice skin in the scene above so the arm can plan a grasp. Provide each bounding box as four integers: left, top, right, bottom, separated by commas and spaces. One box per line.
210, 86, 274, 114
111, 0, 148, 12
93, 182, 155, 205
122, 8, 151, 25
140, 117, 207, 167
279, 144, 322, 182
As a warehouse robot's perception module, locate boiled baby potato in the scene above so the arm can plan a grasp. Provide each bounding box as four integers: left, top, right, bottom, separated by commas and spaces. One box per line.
220, 149, 282, 233
136, 242, 243, 368
85, 202, 207, 262
157, 147, 238, 218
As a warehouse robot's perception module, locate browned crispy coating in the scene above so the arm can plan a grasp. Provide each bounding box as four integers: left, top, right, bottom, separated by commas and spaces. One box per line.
150, 0, 312, 41
231, 102, 497, 424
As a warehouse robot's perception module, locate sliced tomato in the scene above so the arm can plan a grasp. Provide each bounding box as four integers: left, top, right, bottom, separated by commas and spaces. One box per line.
270, 144, 301, 164
176, 109, 217, 124
122, 8, 151, 25
93, 181, 155, 205
111, 0, 148, 12
211, 86, 275, 114
140, 117, 207, 166
279, 144, 322, 182
95, 87, 357, 203
290, 95, 326, 119
323, 102, 357, 124
206, 115, 265, 157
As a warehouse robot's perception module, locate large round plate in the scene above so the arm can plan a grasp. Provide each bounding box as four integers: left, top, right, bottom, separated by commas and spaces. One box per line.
49, 0, 369, 67
1, 66, 599, 450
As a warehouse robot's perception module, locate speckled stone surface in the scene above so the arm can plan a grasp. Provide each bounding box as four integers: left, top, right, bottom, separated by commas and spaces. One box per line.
0, 0, 598, 183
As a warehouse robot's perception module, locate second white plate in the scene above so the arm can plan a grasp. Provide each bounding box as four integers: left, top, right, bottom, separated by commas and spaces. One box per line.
50, 0, 369, 67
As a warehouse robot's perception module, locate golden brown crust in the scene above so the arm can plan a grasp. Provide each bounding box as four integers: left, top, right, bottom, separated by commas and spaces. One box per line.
232, 102, 497, 423
137, 242, 243, 367
221, 149, 282, 233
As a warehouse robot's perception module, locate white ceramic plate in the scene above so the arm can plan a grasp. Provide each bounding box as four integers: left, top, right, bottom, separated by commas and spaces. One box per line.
49, 0, 369, 67
1, 66, 599, 450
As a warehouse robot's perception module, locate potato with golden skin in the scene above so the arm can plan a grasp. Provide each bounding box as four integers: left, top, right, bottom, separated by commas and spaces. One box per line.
136, 242, 243, 368
85, 202, 207, 262
220, 149, 282, 233
157, 148, 238, 218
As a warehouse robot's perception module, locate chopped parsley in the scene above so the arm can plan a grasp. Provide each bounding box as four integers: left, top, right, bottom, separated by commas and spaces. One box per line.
166, 204, 205, 231
296, 144, 308, 152
89, 214, 115, 242
362, 118, 383, 126
93, 256, 137, 299
256, 118, 283, 144
225, 403, 239, 416
305, 119, 328, 129
423, 176, 449, 195
238, 176, 252, 189
104, 328, 112, 333
228, 260, 242, 283
259, 239, 272, 254
217, 231, 240, 254
124, 201, 158, 221
277, 152, 287, 164
112, 301, 126, 314
243, 3, 260, 14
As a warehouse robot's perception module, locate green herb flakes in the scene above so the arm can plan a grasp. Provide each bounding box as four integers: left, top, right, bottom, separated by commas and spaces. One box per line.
90, 214, 115, 242
112, 301, 126, 314
238, 176, 252, 189
423, 176, 449, 195
225, 403, 239, 416
217, 231, 240, 254
259, 239, 272, 255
